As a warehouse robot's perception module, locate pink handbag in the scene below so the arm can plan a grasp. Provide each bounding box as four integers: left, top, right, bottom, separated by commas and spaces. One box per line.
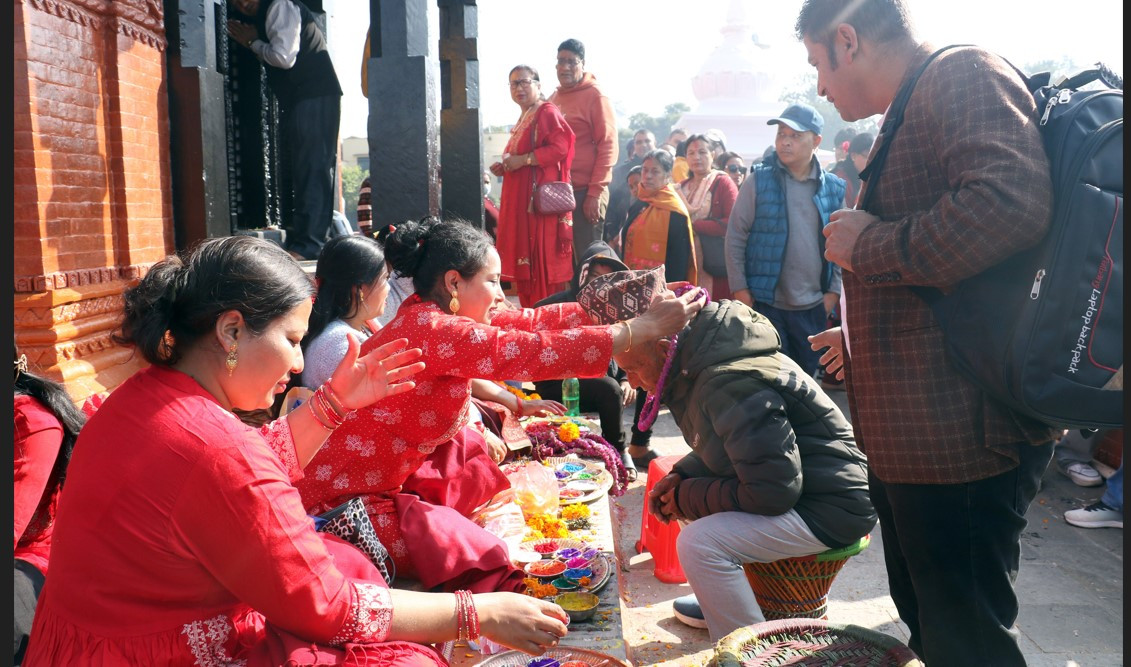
529, 120, 576, 215
533, 180, 576, 215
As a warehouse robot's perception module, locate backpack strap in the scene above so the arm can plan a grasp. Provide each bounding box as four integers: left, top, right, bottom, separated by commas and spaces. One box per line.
856, 44, 972, 212
855, 44, 971, 307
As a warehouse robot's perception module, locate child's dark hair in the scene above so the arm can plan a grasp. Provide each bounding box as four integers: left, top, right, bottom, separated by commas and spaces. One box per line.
383, 217, 495, 300
305, 235, 387, 347
14, 344, 86, 536
114, 236, 314, 365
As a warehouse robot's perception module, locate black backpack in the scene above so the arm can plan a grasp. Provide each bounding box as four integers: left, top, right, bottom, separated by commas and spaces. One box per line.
859, 46, 1123, 430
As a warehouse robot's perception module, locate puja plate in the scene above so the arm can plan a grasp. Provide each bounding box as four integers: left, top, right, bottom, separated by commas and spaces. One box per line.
523, 560, 566, 579
526, 537, 589, 560
579, 553, 613, 595
475, 647, 628, 667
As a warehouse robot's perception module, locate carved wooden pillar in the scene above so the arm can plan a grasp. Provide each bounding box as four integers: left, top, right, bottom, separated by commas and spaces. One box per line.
367, 0, 441, 227
14, 0, 175, 401
438, 0, 483, 228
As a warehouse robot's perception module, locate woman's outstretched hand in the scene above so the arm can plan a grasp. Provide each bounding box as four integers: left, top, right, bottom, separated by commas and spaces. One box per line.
476, 592, 570, 656
329, 336, 425, 410
521, 399, 567, 417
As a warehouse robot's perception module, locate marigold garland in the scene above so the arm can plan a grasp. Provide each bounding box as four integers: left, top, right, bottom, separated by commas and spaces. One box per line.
499, 382, 541, 402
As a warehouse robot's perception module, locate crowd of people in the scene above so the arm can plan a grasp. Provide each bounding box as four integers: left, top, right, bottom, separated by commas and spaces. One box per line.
14, 2, 1123, 666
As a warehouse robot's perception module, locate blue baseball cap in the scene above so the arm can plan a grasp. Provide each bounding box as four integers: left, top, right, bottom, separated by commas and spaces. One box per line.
767, 103, 824, 135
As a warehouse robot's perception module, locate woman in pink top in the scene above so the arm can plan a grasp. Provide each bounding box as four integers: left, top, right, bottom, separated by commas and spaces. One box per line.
24, 236, 570, 666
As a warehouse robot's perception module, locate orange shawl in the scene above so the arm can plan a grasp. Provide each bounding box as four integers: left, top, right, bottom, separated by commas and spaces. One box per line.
624, 184, 697, 284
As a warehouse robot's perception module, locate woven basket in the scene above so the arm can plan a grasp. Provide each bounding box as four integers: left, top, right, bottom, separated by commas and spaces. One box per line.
713, 618, 922, 667
742, 535, 869, 621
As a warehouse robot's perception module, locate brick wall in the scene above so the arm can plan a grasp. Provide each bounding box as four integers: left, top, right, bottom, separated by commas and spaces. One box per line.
14, 0, 173, 401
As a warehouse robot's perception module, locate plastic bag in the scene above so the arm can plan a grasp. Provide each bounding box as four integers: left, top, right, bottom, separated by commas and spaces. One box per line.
507, 460, 560, 519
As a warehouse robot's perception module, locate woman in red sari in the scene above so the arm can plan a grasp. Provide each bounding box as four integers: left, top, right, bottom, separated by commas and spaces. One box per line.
297, 218, 706, 595
24, 236, 569, 666
490, 65, 576, 307
678, 134, 738, 300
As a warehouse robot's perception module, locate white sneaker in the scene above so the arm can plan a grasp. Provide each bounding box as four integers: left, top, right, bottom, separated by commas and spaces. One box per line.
1058, 461, 1103, 487
1065, 501, 1123, 529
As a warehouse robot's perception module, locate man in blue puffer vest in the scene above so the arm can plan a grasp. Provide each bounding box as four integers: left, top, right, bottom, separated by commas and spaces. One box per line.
724, 103, 846, 377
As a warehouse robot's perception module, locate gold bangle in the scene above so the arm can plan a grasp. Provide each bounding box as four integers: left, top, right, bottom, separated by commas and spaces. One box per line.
624, 320, 633, 353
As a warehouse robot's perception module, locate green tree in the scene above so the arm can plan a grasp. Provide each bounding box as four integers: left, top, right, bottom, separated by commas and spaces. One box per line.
618, 103, 692, 153
339, 164, 369, 225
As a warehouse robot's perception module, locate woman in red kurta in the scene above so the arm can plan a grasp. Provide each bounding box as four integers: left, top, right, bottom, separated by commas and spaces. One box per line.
491, 65, 576, 307
24, 236, 570, 666
13, 348, 87, 664
297, 219, 708, 595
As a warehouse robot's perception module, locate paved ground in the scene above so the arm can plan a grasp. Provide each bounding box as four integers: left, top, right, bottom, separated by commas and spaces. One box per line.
607, 388, 1124, 666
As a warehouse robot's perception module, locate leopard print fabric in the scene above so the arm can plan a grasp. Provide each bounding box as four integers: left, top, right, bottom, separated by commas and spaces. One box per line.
315, 497, 395, 584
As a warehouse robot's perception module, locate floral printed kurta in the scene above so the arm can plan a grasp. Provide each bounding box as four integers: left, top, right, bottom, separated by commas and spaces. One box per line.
24, 366, 442, 666
297, 295, 612, 589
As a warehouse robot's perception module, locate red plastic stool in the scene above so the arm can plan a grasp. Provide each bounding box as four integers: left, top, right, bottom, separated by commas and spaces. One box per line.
635, 455, 687, 583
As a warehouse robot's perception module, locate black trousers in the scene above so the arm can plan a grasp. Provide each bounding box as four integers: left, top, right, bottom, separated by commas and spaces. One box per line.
534, 376, 627, 452
629, 388, 653, 447
14, 559, 44, 665
284, 94, 341, 260
869, 441, 1053, 666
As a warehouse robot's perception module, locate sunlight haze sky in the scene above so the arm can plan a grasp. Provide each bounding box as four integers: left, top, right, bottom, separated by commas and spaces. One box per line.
323, 0, 1123, 140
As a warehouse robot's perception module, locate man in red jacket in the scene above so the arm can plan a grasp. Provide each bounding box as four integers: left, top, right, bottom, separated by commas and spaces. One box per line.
548, 38, 619, 264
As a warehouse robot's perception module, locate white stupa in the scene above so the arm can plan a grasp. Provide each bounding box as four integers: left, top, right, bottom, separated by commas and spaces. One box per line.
677, 0, 825, 164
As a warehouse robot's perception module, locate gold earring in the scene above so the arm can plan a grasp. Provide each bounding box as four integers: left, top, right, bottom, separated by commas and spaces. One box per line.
225, 341, 239, 376
449, 288, 460, 314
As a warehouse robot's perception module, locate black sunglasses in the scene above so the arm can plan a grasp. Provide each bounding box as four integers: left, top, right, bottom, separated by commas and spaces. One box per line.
725, 165, 747, 174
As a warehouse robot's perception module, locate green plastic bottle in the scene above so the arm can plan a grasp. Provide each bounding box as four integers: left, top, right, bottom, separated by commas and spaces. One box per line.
562, 377, 580, 417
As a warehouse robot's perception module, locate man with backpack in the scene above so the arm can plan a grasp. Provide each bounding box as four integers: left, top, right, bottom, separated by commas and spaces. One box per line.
794, 1, 1061, 665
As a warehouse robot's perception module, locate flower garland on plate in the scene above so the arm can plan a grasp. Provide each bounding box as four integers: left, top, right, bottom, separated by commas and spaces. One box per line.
525, 421, 630, 496
636, 286, 710, 431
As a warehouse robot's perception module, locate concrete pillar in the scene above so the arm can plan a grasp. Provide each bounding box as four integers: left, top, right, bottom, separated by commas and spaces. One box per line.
367, 0, 441, 227
438, 0, 484, 228
166, 0, 233, 246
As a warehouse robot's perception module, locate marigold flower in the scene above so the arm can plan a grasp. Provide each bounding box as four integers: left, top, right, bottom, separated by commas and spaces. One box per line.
561, 504, 591, 520
558, 422, 581, 442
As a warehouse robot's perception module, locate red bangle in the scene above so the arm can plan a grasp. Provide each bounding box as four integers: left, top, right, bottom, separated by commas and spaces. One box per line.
313, 386, 346, 427
320, 382, 349, 418
455, 590, 478, 641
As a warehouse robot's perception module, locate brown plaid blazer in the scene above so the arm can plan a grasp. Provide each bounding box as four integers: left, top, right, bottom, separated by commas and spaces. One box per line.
844, 45, 1060, 484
